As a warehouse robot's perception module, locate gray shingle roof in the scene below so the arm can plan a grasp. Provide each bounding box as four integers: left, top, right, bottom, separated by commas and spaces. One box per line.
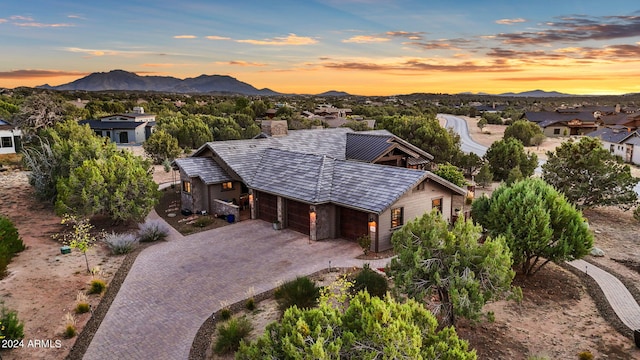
525, 111, 596, 126
586, 127, 637, 144
79, 120, 152, 130
173, 157, 233, 184
250, 148, 433, 213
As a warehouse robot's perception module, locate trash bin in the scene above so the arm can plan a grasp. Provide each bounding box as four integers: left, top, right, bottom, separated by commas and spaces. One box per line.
60, 246, 71, 255
227, 214, 235, 223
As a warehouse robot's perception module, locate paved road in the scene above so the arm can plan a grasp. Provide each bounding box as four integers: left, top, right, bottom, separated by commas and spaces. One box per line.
83, 215, 389, 360
438, 114, 487, 157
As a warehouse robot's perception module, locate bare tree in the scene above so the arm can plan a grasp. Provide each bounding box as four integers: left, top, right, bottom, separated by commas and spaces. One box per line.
14, 92, 65, 140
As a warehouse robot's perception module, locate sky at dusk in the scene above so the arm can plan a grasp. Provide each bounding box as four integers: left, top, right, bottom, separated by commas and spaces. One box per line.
2, 1, 640, 95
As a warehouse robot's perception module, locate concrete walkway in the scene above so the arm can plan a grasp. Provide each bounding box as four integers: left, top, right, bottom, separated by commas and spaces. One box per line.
83, 213, 390, 360
568, 259, 640, 331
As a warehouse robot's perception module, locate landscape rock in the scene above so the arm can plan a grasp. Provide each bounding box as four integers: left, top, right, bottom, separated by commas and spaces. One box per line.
590, 247, 605, 257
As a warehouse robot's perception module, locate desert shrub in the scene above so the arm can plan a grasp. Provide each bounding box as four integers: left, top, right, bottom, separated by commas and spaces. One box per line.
137, 219, 170, 242
357, 234, 371, 255
88, 279, 106, 294
193, 217, 213, 228
0, 216, 26, 278
214, 316, 253, 354
63, 312, 76, 338
274, 276, 320, 312
75, 302, 90, 314
0, 304, 24, 341
103, 232, 138, 255
578, 351, 594, 360
219, 308, 232, 321
634, 206, 640, 223
352, 264, 388, 298
245, 298, 256, 311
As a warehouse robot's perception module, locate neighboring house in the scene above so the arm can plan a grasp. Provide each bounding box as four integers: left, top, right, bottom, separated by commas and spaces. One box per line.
173, 121, 466, 252
586, 127, 640, 164
597, 113, 640, 129
0, 119, 22, 155
524, 110, 598, 137
79, 106, 156, 144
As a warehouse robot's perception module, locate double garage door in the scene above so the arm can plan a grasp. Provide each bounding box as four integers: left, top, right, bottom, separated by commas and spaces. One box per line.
257, 192, 310, 234
338, 207, 369, 241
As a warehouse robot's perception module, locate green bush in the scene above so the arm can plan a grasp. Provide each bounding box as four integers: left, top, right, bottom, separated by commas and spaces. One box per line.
245, 298, 256, 311
64, 325, 76, 338
193, 217, 213, 228
357, 234, 371, 255
103, 232, 138, 255
352, 264, 388, 298
88, 279, 106, 294
0, 216, 26, 278
137, 219, 170, 242
75, 302, 90, 314
0, 304, 24, 341
219, 308, 231, 321
578, 351, 594, 360
274, 276, 320, 312
634, 206, 640, 223
214, 317, 253, 354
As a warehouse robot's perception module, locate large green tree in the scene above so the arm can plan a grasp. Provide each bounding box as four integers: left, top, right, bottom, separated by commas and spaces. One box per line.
56, 151, 160, 223
503, 120, 543, 146
485, 137, 538, 181
433, 163, 467, 187
388, 211, 516, 327
377, 115, 463, 164
542, 136, 639, 210
237, 291, 476, 360
143, 129, 181, 164
471, 178, 593, 276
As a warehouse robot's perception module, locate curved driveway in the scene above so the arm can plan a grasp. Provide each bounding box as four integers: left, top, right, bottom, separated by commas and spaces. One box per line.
84, 215, 388, 360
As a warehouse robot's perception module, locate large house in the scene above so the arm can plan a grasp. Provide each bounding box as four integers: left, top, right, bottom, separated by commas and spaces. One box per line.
524, 110, 598, 137
0, 119, 22, 155
79, 106, 156, 144
173, 121, 467, 252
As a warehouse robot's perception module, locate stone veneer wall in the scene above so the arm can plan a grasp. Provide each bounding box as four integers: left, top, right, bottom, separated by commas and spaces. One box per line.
211, 199, 239, 222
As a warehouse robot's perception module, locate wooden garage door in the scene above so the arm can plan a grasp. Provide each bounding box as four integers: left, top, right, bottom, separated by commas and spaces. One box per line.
286, 199, 310, 234
339, 207, 368, 241
257, 192, 277, 223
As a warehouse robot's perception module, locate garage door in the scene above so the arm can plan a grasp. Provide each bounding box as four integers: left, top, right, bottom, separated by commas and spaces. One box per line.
257, 192, 277, 223
339, 207, 368, 241
286, 199, 310, 234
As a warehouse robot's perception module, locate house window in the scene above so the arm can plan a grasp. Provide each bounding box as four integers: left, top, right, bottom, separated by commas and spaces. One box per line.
391, 207, 403, 228
221, 181, 233, 191
610, 144, 615, 153
1, 137, 12, 148
182, 180, 191, 194
553, 129, 560, 135
432, 198, 443, 213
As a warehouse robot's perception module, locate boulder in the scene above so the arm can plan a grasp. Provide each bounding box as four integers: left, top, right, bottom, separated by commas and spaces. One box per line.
590, 247, 605, 257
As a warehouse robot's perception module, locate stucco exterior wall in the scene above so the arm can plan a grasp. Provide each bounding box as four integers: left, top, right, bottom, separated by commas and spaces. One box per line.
376, 182, 453, 251
543, 126, 569, 137
208, 182, 241, 210
0, 130, 20, 154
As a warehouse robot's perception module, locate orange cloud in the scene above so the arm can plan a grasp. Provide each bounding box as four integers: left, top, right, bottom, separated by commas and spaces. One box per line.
14, 22, 74, 27
173, 35, 197, 39
343, 35, 390, 43
216, 60, 267, 67
237, 33, 317, 46
0, 69, 88, 79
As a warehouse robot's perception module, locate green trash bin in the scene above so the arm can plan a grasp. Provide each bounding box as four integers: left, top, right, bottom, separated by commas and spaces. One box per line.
60, 246, 71, 254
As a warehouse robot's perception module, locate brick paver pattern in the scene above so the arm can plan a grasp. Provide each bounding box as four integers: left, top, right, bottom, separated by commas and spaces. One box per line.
568, 259, 640, 331
83, 212, 390, 360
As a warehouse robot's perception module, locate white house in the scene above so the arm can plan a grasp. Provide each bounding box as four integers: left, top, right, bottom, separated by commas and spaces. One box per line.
79, 107, 156, 144
586, 127, 639, 164
0, 119, 22, 155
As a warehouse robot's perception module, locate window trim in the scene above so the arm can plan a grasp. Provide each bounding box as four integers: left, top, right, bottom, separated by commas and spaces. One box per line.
1, 136, 12, 148
182, 180, 192, 194
432, 197, 443, 213
390, 207, 404, 229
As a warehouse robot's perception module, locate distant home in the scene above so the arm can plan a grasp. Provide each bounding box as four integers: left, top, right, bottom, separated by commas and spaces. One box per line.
586, 127, 640, 165
0, 119, 22, 155
79, 106, 156, 144
173, 121, 466, 252
524, 110, 598, 137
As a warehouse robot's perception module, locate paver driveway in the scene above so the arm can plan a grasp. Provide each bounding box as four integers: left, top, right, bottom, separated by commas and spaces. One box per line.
84, 216, 384, 360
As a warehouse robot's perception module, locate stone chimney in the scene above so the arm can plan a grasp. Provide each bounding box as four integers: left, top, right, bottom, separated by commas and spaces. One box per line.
615, 104, 621, 114
261, 120, 288, 136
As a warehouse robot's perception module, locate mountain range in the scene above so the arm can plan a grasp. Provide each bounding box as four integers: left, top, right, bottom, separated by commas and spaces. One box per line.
39, 70, 281, 95
39, 70, 581, 98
